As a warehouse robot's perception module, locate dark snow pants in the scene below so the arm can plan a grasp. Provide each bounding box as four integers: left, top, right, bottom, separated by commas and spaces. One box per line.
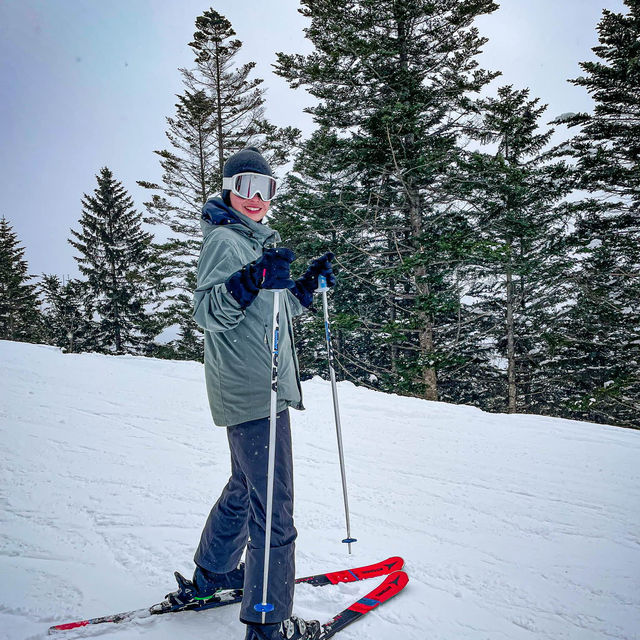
194, 409, 296, 624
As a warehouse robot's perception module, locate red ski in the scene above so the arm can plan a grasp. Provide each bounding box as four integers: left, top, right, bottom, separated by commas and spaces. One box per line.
296, 555, 403, 586
319, 570, 409, 639
48, 556, 405, 634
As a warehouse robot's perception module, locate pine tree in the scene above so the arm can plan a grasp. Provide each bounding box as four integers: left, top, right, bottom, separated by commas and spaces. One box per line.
0, 216, 43, 343
272, 128, 365, 382
555, 1, 640, 427
456, 86, 572, 414
40, 275, 96, 353
138, 9, 299, 360
69, 168, 155, 355
274, 0, 499, 400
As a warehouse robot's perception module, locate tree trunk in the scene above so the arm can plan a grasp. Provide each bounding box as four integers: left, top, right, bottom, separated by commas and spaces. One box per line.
387, 230, 398, 373
214, 41, 225, 174
407, 185, 437, 401
107, 207, 121, 353
198, 125, 207, 204
411, 225, 438, 401
419, 318, 438, 401
392, 4, 437, 401
518, 242, 531, 410
506, 240, 517, 413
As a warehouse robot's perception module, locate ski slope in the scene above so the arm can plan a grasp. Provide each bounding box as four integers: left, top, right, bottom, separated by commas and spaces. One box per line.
1, 340, 638, 640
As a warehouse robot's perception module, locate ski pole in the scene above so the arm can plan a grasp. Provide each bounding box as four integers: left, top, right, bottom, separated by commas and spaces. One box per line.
317, 275, 357, 553
254, 287, 281, 623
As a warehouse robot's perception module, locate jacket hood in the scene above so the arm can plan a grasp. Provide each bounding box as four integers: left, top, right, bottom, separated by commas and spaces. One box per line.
201, 197, 243, 227
200, 197, 279, 245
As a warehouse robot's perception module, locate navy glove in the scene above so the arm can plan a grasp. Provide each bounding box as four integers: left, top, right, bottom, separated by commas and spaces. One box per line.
225, 248, 296, 309
291, 252, 336, 308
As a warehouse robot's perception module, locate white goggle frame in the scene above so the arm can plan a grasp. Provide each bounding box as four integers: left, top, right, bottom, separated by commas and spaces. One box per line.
222, 172, 278, 201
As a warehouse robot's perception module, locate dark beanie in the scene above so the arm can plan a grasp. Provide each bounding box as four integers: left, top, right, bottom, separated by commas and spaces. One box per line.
222, 147, 273, 205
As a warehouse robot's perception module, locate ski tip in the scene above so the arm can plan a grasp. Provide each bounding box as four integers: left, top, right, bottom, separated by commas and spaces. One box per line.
48, 620, 90, 634
384, 556, 405, 571
382, 570, 409, 587
348, 570, 409, 615
392, 569, 409, 584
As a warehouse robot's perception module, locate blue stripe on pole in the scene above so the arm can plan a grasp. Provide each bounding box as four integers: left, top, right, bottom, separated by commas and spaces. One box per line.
317, 275, 329, 291
254, 603, 275, 613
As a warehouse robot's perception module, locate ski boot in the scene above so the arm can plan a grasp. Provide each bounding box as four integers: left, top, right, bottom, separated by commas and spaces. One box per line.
245, 615, 322, 640
165, 563, 244, 606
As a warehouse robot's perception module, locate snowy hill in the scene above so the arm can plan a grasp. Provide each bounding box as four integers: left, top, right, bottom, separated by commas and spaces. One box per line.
1, 340, 638, 640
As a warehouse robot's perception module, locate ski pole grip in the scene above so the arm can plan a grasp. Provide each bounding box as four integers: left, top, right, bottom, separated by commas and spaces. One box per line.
317, 275, 329, 292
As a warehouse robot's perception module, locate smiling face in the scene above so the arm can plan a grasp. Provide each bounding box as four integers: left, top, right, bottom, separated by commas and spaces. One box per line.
229, 192, 271, 222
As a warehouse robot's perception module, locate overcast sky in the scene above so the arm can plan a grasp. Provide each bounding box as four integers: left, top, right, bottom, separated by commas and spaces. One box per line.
0, 0, 627, 279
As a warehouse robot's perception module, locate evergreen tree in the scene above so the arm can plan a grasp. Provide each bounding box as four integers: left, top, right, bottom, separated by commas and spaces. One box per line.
456, 86, 572, 414
0, 216, 43, 343
40, 275, 96, 353
273, 128, 364, 382
69, 168, 155, 355
138, 90, 217, 360
556, 1, 640, 427
274, 0, 499, 400
139, 8, 299, 360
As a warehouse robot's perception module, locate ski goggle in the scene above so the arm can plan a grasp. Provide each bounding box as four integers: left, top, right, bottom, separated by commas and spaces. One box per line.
222, 172, 278, 201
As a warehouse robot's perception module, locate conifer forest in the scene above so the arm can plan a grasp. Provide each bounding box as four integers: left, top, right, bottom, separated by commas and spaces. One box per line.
1, 1, 638, 428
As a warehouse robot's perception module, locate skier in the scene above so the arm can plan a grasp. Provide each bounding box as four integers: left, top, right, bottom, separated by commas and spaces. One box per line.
166, 147, 335, 640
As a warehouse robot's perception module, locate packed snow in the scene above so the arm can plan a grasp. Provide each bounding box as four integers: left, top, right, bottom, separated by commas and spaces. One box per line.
1, 340, 638, 640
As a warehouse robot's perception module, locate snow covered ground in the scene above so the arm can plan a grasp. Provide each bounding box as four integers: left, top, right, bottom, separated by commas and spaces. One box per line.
1, 340, 638, 640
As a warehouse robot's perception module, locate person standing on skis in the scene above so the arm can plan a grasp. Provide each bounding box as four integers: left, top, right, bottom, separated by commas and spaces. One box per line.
166, 147, 335, 640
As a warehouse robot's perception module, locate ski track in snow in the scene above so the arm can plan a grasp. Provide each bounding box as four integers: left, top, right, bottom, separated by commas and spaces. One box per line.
1, 340, 639, 640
